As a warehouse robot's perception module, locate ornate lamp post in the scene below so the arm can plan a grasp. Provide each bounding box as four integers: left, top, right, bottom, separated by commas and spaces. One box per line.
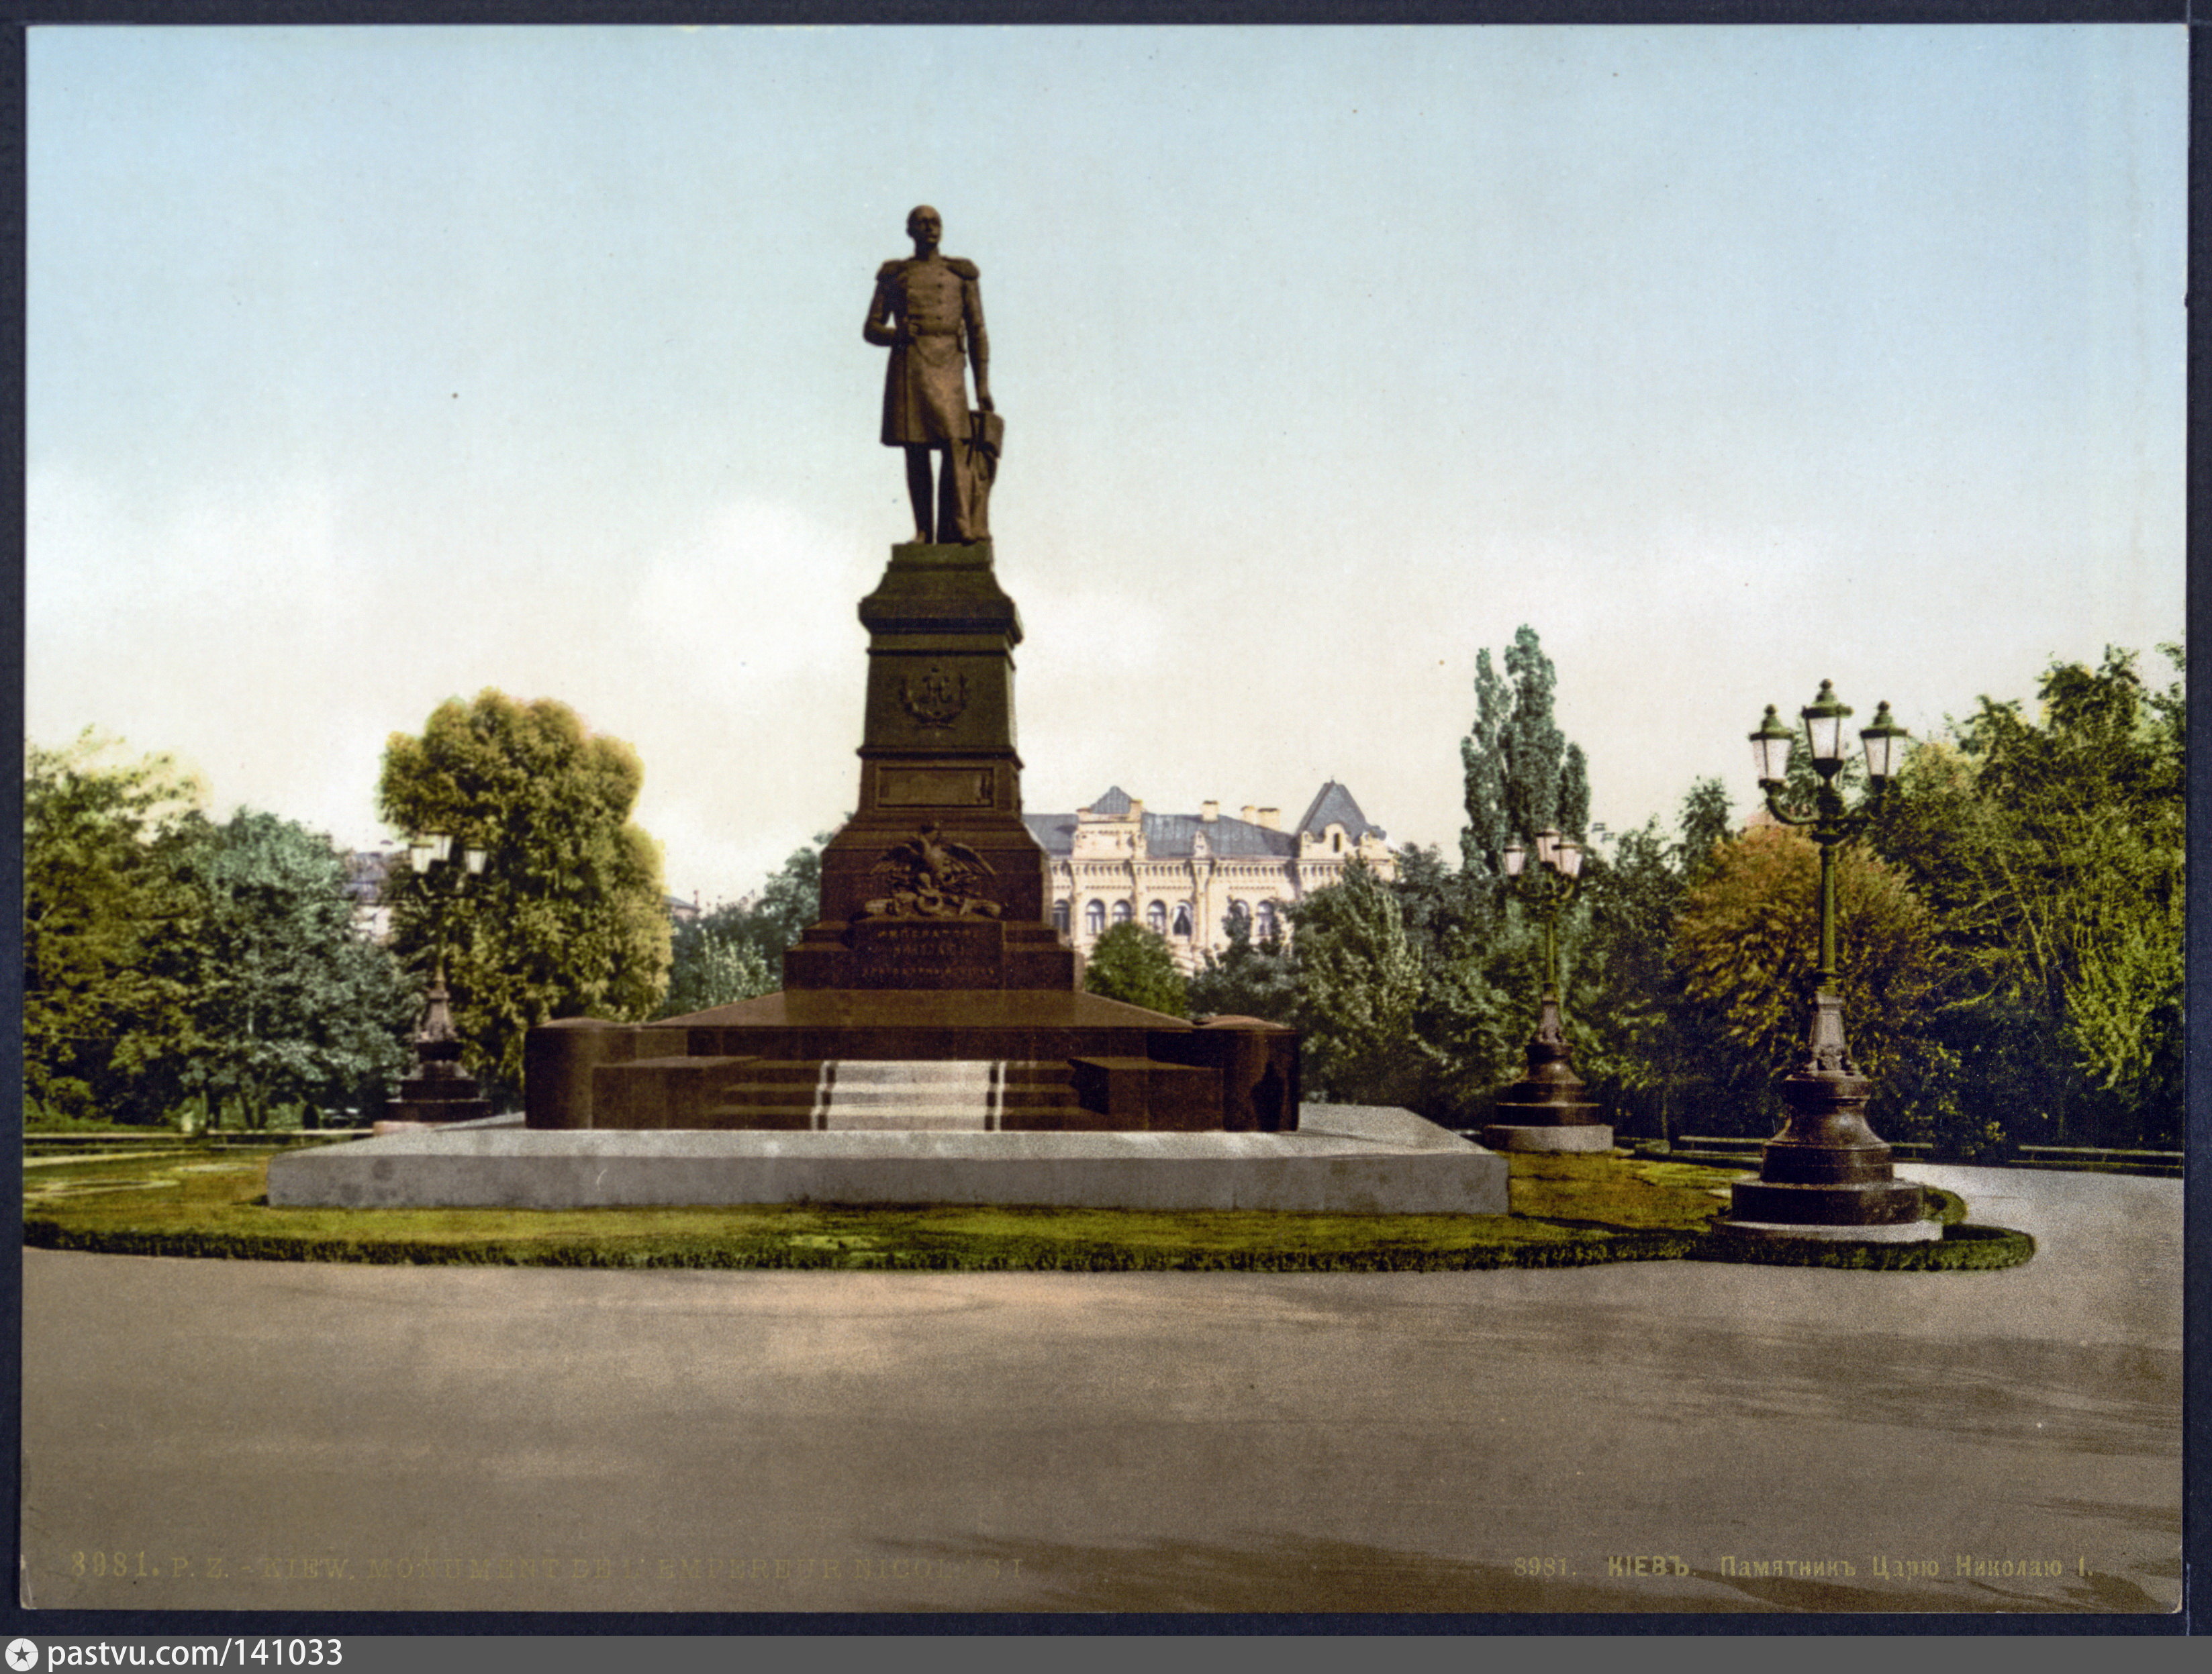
1480, 827, 1611, 1154
1723, 681, 1934, 1240
381, 832, 493, 1127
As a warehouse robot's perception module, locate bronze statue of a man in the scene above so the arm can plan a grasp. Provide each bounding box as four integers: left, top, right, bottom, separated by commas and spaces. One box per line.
866, 205, 995, 544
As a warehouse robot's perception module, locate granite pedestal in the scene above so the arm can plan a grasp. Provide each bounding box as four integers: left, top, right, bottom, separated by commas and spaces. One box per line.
267, 1103, 1508, 1216
522, 539, 1297, 1136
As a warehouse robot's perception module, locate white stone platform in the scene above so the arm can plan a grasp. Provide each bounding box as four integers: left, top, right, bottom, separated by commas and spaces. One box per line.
267, 1102, 1508, 1215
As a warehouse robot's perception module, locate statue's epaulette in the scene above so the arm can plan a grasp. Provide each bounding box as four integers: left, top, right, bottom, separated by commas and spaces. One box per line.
946, 258, 979, 280
877, 258, 904, 279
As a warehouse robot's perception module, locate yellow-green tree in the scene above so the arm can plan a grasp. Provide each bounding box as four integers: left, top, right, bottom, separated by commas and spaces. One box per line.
22, 732, 207, 1124
378, 691, 671, 1093
1670, 824, 1952, 1142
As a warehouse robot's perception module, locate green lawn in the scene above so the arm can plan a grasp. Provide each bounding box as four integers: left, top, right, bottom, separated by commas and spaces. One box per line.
21, 1146, 2014, 1272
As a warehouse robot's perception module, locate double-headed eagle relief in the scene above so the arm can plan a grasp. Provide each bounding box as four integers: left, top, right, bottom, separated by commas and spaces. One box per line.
862, 824, 1004, 920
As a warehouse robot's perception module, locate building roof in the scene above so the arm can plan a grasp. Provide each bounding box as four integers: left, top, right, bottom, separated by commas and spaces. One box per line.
1086, 785, 1135, 816
1024, 810, 1297, 859
1025, 783, 1385, 860
1296, 780, 1384, 841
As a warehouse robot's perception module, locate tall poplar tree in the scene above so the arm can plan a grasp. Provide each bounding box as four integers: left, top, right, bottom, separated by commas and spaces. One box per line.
1459, 626, 1590, 883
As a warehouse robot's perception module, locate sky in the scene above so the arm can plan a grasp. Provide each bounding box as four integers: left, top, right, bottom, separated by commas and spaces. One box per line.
26, 24, 2186, 907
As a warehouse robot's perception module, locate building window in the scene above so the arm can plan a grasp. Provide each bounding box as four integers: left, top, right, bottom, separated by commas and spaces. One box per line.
1256, 901, 1280, 940
1172, 903, 1192, 938
1146, 901, 1167, 935
1228, 900, 1249, 928
1332, 831, 1343, 852
1084, 900, 1105, 936
1052, 901, 1070, 934
1112, 900, 1133, 926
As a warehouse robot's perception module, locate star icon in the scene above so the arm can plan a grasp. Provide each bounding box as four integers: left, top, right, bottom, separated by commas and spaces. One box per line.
7, 1639, 38, 1672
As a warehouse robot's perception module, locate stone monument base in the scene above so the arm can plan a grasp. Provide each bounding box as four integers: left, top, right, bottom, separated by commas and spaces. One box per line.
525, 989, 1298, 1136
267, 1103, 1507, 1216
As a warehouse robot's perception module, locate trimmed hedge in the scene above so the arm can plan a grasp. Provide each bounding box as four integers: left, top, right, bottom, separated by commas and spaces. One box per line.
23, 1216, 1704, 1273
20, 1150, 2029, 1273
1691, 1222, 2035, 1272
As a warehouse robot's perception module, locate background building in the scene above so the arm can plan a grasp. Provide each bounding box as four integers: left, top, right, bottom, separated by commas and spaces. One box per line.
1024, 783, 1395, 972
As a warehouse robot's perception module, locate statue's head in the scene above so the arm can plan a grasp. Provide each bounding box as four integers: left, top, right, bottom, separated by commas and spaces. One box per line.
906, 205, 943, 244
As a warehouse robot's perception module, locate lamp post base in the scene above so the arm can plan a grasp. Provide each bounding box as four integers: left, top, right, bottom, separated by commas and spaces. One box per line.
1479, 995, 1610, 1152
1727, 988, 1928, 1232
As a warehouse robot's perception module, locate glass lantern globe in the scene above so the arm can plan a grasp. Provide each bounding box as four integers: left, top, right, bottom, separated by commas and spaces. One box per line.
1860, 701, 1909, 784
1502, 840, 1527, 879
1555, 838, 1584, 879
1800, 679, 1852, 773
1749, 705, 1796, 785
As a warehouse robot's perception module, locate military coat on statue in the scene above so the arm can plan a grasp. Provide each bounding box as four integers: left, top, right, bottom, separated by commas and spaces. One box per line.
868, 254, 987, 447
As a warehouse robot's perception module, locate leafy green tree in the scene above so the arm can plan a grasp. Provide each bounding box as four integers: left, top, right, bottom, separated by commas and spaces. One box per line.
1460, 625, 1590, 885
1449, 630, 1599, 1120
1870, 646, 2184, 1148
177, 810, 416, 1128
1571, 779, 1732, 1144
1670, 824, 1952, 1142
378, 691, 671, 1094
22, 732, 207, 1124
659, 909, 777, 1018
1676, 777, 1733, 879
1081, 922, 1190, 1016
1186, 906, 1298, 1023
1289, 858, 1426, 1106
655, 836, 826, 1019
752, 838, 826, 954
1384, 844, 1521, 1125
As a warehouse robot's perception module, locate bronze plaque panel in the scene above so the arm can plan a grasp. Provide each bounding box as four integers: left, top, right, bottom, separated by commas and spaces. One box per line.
846, 918, 1005, 989
877, 767, 996, 807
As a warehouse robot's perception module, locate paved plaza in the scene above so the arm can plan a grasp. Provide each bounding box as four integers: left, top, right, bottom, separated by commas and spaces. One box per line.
19, 1166, 2181, 1616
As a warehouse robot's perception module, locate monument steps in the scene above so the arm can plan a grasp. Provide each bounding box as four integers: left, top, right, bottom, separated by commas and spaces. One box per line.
714, 1058, 1083, 1133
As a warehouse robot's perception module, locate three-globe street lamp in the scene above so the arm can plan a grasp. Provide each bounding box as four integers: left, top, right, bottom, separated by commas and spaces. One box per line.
1723, 681, 1935, 1241
381, 832, 494, 1127
1480, 827, 1610, 1154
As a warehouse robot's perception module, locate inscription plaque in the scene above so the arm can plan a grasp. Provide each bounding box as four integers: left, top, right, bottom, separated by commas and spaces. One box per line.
879, 767, 996, 807
847, 918, 1005, 989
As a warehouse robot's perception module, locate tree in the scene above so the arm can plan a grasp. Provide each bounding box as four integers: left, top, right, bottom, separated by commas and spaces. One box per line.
23, 732, 207, 1124
1572, 779, 1731, 1144
1870, 646, 2184, 1148
751, 838, 826, 954
655, 836, 827, 1019
659, 909, 777, 1018
1384, 844, 1521, 1125
378, 691, 671, 1093
1459, 626, 1590, 887
177, 810, 416, 1128
1081, 922, 1190, 1016
1670, 824, 1952, 1142
1186, 906, 1298, 1023
1288, 858, 1426, 1106
1676, 777, 1733, 879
